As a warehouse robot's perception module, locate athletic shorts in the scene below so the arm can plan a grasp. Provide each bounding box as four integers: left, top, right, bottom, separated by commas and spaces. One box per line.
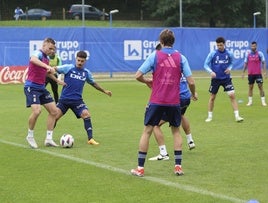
180, 98, 191, 115
24, 86, 54, 107
208, 78, 234, 94
248, 74, 263, 85
57, 99, 88, 118
144, 104, 181, 127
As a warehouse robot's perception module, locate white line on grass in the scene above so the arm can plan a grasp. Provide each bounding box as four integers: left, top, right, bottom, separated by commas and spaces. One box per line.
1, 139, 246, 203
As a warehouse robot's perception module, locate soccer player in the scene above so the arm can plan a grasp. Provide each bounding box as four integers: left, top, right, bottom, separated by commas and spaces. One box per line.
24, 37, 59, 149
204, 36, 243, 123
242, 41, 267, 106
54, 50, 112, 145
131, 29, 197, 177
149, 74, 197, 161
45, 53, 62, 103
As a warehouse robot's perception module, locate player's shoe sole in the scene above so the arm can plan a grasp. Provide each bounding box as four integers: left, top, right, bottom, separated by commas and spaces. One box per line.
131, 168, 144, 177
26, 136, 38, 149
44, 139, 59, 147
235, 116, 244, 122
174, 165, 184, 176
88, 138, 99, 145
148, 154, 169, 161
188, 141, 195, 150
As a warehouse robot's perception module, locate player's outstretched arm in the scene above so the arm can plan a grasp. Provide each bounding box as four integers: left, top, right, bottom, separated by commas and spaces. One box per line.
92, 82, 112, 97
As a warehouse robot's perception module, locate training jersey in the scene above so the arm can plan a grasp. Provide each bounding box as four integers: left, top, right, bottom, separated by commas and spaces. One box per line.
244, 51, 265, 75
24, 50, 49, 88
180, 75, 191, 100
49, 54, 62, 66
138, 47, 192, 105
204, 49, 234, 80
57, 64, 95, 100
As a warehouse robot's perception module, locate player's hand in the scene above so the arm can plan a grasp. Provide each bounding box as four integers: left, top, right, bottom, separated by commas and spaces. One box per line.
104, 90, 112, 97
191, 92, 198, 101
57, 80, 66, 86
47, 66, 55, 74
210, 71, 216, 78
224, 68, 231, 75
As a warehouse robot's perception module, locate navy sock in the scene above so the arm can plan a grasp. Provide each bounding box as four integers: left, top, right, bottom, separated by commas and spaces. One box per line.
174, 150, 182, 165
138, 151, 147, 167
84, 117, 92, 140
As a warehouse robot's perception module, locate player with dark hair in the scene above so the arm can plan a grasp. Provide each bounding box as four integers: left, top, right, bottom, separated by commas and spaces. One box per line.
242, 41, 267, 106
131, 29, 197, 177
204, 36, 243, 122
24, 37, 60, 148
54, 50, 112, 145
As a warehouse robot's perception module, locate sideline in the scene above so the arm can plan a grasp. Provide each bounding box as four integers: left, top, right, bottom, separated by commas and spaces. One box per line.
0, 139, 246, 203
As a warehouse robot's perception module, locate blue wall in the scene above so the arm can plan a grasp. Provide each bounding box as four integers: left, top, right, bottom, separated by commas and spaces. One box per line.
0, 27, 267, 72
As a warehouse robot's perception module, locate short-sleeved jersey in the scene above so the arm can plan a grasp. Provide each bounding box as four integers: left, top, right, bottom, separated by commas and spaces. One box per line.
57, 64, 95, 100
244, 51, 265, 75
204, 49, 234, 79
24, 50, 49, 88
138, 47, 192, 105
49, 54, 62, 66
180, 75, 191, 100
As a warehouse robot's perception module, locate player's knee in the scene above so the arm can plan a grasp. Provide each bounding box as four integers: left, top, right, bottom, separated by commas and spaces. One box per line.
227, 90, 235, 96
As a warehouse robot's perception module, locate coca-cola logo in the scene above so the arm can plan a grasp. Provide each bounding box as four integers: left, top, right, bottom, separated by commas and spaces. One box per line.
0, 66, 28, 84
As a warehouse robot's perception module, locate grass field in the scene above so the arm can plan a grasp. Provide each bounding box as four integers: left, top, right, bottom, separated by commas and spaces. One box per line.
0, 71, 267, 203
0, 20, 164, 27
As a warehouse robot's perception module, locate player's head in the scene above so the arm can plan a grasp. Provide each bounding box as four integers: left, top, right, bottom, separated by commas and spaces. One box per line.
159, 29, 175, 47
251, 41, 257, 52
216, 37, 225, 52
42, 37, 56, 57
76, 51, 87, 68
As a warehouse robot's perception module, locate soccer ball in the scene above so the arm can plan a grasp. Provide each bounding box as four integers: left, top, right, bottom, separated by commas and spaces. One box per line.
60, 134, 74, 148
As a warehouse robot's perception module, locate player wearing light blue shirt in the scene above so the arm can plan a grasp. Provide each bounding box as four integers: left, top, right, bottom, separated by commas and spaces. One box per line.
138, 49, 193, 79
55, 51, 112, 145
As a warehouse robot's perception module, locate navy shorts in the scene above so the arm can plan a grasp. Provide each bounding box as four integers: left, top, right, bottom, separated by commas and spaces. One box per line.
24, 86, 54, 107
180, 98, 190, 115
248, 74, 263, 85
57, 99, 88, 118
208, 78, 234, 94
144, 104, 181, 127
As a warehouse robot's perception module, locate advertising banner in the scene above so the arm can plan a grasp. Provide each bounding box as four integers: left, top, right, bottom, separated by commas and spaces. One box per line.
0, 27, 267, 84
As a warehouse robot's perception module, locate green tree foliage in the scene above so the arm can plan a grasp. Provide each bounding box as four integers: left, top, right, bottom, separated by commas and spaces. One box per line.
142, 0, 266, 27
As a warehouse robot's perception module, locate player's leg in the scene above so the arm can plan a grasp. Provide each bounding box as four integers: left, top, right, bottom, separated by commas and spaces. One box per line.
205, 79, 218, 122
247, 75, 254, 106
24, 87, 42, 148
149, 123, 169, 161
256, 75, 266, 106
181, 115, 195, 150
43, 101, 59, 147
80, 109, 99, 145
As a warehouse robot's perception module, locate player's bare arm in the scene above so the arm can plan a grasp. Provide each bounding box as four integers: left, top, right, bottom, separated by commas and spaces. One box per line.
92, 82, 112, 97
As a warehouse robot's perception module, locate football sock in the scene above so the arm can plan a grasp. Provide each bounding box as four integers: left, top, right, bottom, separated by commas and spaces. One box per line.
174, 150, 182, 165
159, 145, 168, 156
46, 130, 53, 140
234, 110, 239, 118
28, 129, 34, 137
261, 97, 266, 103
186, 134, 193, 143
138, 151, 147, 167
248, 97, 253, 103
208, 111, 212, 118
84, 117, 93, 140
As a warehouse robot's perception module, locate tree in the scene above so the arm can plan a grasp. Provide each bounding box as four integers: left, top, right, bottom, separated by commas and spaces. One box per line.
142, 0, 266, 27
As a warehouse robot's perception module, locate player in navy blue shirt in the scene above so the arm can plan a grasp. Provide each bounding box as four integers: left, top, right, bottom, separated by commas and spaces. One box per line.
204, 37, 243, 123
55, 51, 112, 145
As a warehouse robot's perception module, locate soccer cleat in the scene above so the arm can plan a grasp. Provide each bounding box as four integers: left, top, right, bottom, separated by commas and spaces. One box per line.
188, 141, 195, 150
26, 136, 38, 149
44, 139, 59, 147
148, 154, 169, 161
205, 117, 212, 122
262, 102, 267, 106
246, 102, 252, 106
235, 116, 244, 122
87, 138, 99, 145
174, 165, 184, 176
131, 168, 144, 177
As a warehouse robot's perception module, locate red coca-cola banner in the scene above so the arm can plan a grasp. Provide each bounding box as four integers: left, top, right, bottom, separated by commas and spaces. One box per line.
0, 66, 28, 84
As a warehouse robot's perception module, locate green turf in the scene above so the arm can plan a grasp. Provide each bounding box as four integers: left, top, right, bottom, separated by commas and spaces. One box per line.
0, 72, 267, 202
